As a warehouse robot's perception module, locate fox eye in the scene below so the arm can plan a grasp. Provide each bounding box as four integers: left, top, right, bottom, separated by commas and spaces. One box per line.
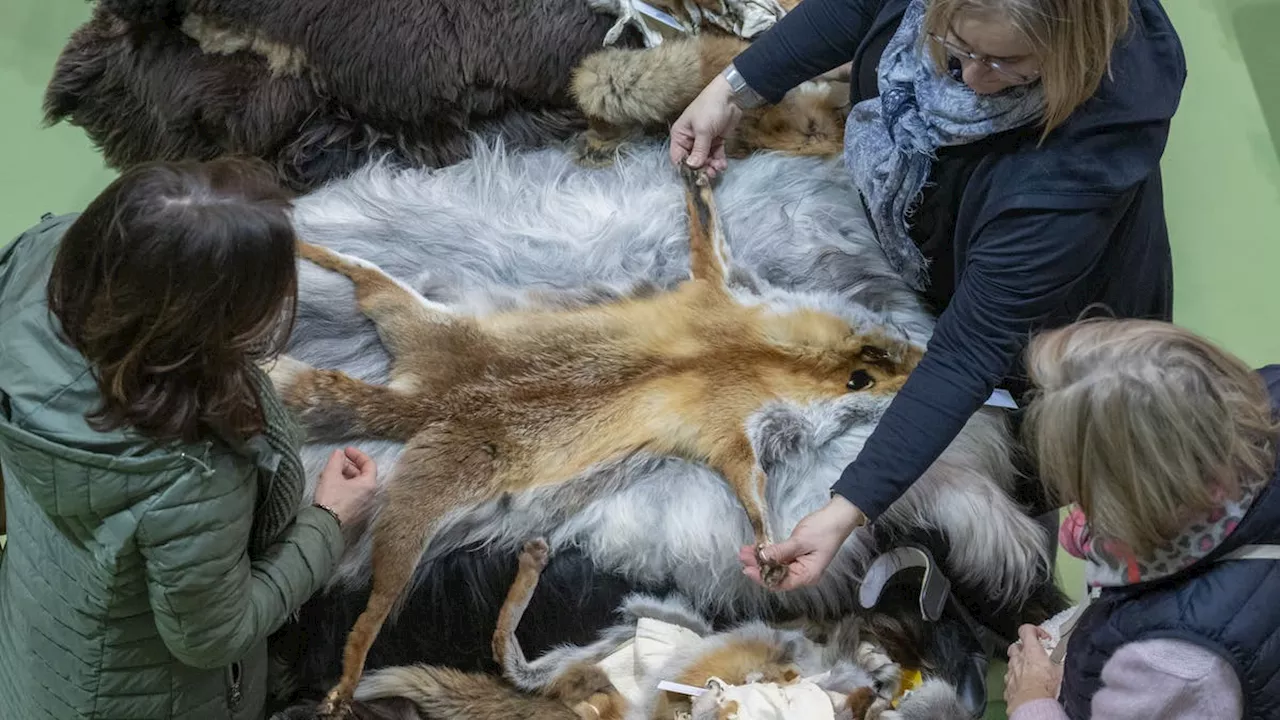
847, 369, 875, 391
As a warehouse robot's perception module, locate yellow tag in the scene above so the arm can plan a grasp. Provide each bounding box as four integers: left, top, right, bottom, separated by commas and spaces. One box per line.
891, 669, 923, 708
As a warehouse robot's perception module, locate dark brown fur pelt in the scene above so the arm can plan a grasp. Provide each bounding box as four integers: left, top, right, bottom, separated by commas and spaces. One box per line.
44, 1, 638, 191
569, 34, 850, 167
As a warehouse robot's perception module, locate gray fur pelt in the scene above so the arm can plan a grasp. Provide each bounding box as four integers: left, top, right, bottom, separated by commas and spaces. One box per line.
284, 139, 1050, 622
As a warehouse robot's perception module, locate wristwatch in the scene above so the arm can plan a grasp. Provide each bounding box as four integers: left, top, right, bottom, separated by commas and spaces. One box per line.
722, 64, 768, 110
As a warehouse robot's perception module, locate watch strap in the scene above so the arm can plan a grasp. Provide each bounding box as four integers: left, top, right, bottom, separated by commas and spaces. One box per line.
722, 63, 768, 109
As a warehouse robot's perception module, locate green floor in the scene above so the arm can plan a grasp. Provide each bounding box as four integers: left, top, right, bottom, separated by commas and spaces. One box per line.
3, 2, 1279, 718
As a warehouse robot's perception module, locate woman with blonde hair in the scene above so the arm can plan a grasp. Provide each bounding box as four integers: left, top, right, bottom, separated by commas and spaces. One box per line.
707, 1, 1187, 590
1001, 319, 1280, 718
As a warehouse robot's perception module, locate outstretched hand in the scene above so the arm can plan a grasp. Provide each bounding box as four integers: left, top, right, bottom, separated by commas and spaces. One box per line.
739, 495, 866, 591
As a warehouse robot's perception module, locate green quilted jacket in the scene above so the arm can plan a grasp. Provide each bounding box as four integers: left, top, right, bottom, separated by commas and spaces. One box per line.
0, 214, 346, 719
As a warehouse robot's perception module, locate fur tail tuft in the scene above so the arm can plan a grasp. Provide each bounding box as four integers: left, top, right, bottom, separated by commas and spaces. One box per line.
355, 664, 578, 718
571, 40, 707, 126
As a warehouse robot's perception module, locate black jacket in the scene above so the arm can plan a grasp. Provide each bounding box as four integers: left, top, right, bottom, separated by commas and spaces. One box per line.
733, 0, 1186, 520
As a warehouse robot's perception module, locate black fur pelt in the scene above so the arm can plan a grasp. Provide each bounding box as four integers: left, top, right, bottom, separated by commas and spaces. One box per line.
45, 1, 641, 191
269, 524, 1069, 711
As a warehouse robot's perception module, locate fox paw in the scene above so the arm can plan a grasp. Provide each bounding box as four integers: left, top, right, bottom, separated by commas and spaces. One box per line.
520, 538, 550, 570
856, 641, 902, 699
755, 544, 790, 588
261, 354, 312, 393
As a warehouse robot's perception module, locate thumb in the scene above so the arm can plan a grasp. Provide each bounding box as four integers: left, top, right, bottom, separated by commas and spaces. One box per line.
1018, 625, 1048, 654
323, 448, 345, 471
686, 130, 713, 168
760, 536, 805, 565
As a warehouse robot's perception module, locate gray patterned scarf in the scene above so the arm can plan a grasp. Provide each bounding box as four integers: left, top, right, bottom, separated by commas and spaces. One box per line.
843, 0, 1045, 291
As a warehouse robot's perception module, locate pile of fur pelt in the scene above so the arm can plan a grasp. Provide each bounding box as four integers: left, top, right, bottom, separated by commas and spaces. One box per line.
43, 0, 849, 192
273, 539, 978, 720
262, 142, 1066, 718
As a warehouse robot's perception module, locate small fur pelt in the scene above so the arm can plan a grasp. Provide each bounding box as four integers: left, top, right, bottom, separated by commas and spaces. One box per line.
570, 34, 849, 167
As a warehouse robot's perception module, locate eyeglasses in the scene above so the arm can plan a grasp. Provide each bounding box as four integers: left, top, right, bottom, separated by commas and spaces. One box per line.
928, 33, 1040, 85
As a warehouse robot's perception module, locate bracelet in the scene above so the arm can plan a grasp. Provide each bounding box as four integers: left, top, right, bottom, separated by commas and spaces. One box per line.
313, 502, 342, 529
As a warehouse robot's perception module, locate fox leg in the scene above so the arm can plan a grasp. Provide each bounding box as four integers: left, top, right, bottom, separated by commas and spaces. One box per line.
705, 430, 789, 588
316, 425, 496, 720
262, 355, 423, 441
679, 164, 733, 294
489, 540, 624, 718
491, 538, 550, 673
296, 241, 469, 392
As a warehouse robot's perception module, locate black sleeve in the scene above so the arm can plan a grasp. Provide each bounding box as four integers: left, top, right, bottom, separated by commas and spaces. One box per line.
732, 0, 884, 103
830, 202, 1128, 521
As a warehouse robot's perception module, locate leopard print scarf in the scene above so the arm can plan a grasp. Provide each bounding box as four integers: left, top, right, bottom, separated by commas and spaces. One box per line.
1060, 481, 1262, 589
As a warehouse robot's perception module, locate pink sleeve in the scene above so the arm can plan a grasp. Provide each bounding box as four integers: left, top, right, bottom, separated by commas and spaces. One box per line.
1008, 698, 1069, 720
1009, 638, 1243, 720
1088, 639, 1243, 719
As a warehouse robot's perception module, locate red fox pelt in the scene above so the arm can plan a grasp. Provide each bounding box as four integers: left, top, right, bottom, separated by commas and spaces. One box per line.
265, 165, 923, 718
569, 33, 849, 167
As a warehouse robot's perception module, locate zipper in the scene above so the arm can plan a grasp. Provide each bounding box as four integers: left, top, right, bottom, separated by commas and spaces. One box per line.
227, 661, 244, 711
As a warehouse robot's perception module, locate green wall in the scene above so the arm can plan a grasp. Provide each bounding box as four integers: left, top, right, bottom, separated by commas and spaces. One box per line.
0, 2, 117, 241
2, 1, 1279, 716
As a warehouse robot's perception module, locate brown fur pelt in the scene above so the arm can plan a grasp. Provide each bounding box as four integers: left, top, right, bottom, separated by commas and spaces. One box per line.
568, 32, 850, 167
43, 1, 637, 192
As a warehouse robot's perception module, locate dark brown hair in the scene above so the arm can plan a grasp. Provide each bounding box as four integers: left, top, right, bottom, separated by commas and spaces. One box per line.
47, 157, 299, 444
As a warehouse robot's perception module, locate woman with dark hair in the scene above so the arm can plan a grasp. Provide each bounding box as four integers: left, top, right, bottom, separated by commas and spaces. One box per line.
0, 158, 377, 720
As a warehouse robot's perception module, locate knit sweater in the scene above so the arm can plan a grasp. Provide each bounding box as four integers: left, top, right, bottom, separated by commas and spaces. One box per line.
1010, 638, 1243, 720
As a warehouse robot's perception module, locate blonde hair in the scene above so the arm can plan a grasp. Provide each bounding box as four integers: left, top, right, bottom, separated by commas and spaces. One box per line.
1023, 319, 1280, 557
922, 0, 1131, 140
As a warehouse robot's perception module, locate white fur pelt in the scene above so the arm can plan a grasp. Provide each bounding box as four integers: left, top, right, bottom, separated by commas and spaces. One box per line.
284, 139, 1050, 622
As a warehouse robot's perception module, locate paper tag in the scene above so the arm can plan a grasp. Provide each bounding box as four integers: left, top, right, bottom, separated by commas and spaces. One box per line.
984, 388, 1018, 410
632, 0, 689, 31
658, 680, 708, 697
